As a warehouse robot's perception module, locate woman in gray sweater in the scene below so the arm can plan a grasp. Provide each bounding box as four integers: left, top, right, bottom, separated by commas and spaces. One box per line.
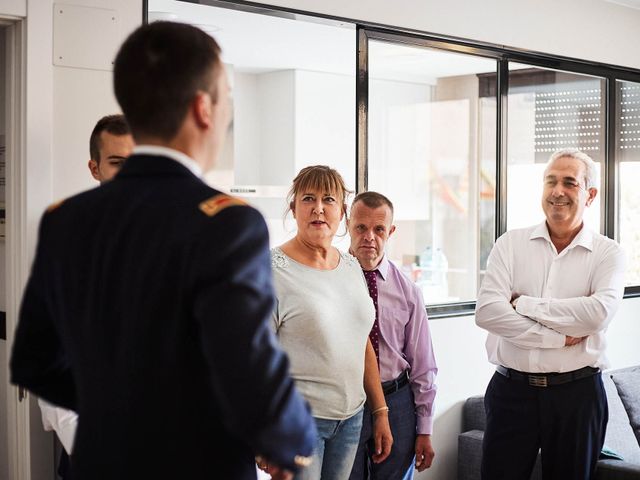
268, 165, 392, 480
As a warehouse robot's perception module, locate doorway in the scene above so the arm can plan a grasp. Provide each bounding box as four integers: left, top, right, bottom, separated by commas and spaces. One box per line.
1, 15, 55, 480
1, 22, 11, 480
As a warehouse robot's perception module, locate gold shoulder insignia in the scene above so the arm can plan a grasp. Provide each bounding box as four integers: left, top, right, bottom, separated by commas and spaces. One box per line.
198, 194, 246, 217
46, 199, 65, 213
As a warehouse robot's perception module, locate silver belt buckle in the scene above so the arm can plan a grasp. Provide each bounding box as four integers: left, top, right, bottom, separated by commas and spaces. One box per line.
528, 375, 548, 387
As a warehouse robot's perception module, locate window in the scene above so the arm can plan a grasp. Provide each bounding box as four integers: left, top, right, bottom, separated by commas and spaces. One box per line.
149, 1, 357, 251
505, 64, 605, 232
365, 39, 497, 305
148, 1, 640, 313
617, 80, 640, 286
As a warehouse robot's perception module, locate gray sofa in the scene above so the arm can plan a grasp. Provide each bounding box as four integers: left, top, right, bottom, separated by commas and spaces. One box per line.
458, 365, 640, 480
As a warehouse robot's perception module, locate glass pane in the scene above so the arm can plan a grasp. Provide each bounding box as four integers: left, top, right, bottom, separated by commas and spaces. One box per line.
617, 80, 640, 286
148, 1, 356, 250
506, 63, 605, 232
367, 40, 497, 305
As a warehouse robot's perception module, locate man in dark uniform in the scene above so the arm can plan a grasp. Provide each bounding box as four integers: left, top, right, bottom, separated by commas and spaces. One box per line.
38, 113, 133, 480
10, 21, 315, 480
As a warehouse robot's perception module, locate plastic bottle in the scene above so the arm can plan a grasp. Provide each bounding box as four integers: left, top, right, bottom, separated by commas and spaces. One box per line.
418, 246, 434, 284
433, 248, 449, 297
418, 246, 449, 301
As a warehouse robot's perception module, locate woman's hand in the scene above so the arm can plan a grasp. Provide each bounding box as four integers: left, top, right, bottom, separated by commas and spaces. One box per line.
371, 409, 393, 463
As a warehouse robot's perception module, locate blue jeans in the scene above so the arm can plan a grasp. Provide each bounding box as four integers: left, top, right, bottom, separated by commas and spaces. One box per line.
349, 384, 417, 479
295, 409, 364, 480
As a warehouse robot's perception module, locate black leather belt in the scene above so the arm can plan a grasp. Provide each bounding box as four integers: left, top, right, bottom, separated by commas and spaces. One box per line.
496, 365, 600, 388
381, 370, 409, 395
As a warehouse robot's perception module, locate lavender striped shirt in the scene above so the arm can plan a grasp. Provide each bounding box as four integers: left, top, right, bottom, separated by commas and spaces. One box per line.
373, 256, 438, 435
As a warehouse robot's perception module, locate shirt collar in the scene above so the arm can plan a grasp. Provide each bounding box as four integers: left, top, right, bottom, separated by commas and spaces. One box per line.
529, 221, 594, 252
133, 145, 203, 178
364, 255, 390, 281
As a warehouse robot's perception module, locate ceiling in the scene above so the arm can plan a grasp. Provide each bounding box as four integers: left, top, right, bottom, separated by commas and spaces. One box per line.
604, 0, 640, 9
148, 0, 498, 83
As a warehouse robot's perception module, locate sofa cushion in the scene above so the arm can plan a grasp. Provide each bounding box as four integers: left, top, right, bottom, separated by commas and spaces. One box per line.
458, 430, 484, 480
610, 366, 640, 449
603, 370, 640, 464
458, 430, 542, 480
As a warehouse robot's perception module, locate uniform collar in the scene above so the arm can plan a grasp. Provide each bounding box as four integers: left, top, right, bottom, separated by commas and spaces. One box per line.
529, 221, 594, 252
133, 145, 203, 178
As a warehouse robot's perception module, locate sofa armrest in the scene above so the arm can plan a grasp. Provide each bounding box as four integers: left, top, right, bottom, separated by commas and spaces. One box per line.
596, 459, 640, 480
458, 430, 484, 480
463, 396, 486, 431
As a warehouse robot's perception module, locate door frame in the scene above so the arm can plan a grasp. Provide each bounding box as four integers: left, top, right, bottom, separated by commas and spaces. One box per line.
3, 15, 34, 480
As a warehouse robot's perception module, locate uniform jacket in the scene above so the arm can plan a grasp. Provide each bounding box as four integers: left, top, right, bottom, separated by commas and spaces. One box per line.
10, 154, 315, 479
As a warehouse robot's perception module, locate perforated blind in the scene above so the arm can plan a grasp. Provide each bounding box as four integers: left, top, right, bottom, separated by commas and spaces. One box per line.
534, 87, 603, 161
619, 81, 640, 160
478, 68, 606, 163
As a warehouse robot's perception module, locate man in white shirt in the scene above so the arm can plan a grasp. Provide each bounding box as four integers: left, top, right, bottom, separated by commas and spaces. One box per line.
87, 114, 134, 183
476, 148, 625, 480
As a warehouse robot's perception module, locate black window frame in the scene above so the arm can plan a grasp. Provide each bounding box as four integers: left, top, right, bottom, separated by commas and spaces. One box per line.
152, 0, 640, 316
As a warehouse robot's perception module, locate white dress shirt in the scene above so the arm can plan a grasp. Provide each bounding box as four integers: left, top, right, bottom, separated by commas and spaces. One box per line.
39, 399, 77, 454
476, 222, 625, 373
132, 145, 203, 178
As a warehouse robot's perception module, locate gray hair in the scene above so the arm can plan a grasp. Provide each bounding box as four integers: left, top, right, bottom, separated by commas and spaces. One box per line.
546, 148, 599, 189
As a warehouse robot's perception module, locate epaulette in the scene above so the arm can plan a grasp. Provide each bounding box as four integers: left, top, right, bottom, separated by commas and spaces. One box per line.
198, 194, 247, 217
46, 199, 65, 213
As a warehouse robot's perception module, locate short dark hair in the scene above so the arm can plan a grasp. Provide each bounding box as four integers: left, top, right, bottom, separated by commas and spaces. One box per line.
352, 191, 394, 217
89, 114, 131, 162
113, 21, 222, 141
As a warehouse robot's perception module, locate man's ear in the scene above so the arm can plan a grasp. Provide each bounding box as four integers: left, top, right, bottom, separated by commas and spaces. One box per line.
586, 187, 597, 207
193, 92, 213, 129
389, 224, 396, 237
88, 160, 100, 182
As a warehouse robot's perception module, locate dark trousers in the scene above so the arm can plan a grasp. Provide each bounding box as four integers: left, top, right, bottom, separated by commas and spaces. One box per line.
58, 450, 71, 480
481, 370, 608, 480
349, 383, 416, 480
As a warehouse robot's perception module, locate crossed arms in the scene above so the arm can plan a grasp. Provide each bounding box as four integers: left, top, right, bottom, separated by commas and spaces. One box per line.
475, 235, 626, 349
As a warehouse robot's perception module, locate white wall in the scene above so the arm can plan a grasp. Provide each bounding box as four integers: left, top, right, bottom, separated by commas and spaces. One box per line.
295, 70, 356, 187
259, 70, 296, 186
429, 315, 495, 479
234, 72, 262, 185
0, 0, 25, 18
52, 1, 143, 200
601, 296, 640, 369
234, 68, 356, 188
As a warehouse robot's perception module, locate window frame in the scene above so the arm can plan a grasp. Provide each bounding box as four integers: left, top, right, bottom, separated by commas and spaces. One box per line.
357, 27, 640, 315
161, 0, 640, 315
